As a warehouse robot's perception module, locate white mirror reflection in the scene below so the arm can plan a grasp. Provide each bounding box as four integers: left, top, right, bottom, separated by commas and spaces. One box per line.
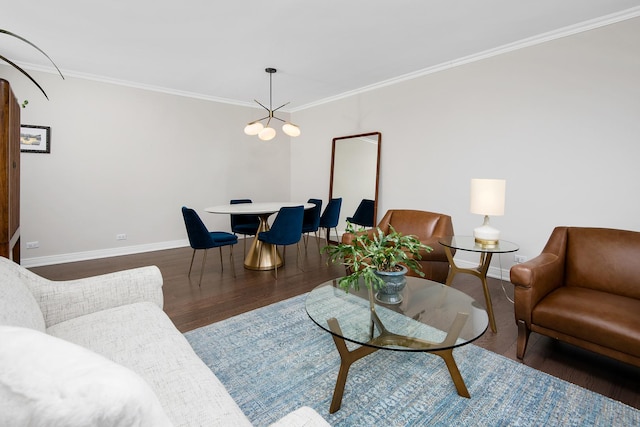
329, 132, 381, 242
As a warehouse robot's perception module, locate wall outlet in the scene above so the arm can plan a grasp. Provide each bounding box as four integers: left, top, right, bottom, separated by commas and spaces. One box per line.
116, 234, 127, 241
26, 241, 40, 249
514, 255, 527, 264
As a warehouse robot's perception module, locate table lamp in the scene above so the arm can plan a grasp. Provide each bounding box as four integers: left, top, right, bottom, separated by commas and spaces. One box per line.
470, 178, 506, 246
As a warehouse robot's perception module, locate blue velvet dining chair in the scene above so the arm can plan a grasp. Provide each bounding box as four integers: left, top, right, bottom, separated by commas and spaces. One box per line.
230, 199, 260, 254
257, 205, 304, 279
182, 206, 238, 286
319, 197, 342, 246
301, 198, 323, 252
347, 198, 375, 228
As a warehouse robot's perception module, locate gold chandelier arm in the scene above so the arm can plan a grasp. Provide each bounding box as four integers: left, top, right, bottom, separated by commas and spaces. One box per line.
271, 101, 290, 112
254, 99, 271, 113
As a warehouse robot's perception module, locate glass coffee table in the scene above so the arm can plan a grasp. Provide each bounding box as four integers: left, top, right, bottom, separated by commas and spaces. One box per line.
305, 277, 489, 413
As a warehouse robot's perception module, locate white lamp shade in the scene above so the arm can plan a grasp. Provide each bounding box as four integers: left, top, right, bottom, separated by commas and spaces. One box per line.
244, 122, 264, 136
470, 179, 506, 216
282, 123, 300, 137
258, 127, 276, 141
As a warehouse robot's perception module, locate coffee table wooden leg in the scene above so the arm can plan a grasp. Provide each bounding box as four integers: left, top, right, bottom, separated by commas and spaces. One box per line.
327, 317, 378, 413
432, 348, 470, 398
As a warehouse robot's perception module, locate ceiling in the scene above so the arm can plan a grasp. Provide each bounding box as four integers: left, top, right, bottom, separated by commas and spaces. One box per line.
2, 1, 640, 111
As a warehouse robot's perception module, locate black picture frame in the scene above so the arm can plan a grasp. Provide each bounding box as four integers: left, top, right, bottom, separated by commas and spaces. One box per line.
20, 125, 51, 153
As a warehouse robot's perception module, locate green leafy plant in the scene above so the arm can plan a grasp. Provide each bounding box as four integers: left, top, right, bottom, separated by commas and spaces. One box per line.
1, 29, 64, 99
323, 222, 432, 292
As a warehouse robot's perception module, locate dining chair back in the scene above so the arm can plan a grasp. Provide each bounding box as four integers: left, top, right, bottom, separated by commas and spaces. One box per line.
319, 197, 342, 245
302, 198, 323, 252
257, 205, 304, 279
230, 199, 260, 254
182, 206, 238, 286
347, 198, 375, 227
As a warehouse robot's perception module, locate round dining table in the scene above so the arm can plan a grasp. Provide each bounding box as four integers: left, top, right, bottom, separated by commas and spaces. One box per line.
205, 202, 314, 271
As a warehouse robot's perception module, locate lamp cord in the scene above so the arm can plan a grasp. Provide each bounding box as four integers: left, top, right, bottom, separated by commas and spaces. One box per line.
497, 254, 514, 304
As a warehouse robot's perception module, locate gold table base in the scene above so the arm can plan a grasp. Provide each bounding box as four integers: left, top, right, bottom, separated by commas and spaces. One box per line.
444, 246, 497, 333
243, 213, 283, 270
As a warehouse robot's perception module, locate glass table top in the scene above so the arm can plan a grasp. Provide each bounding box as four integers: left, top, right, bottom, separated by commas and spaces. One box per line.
305, 277, 489, 352
438, 236, 519, 253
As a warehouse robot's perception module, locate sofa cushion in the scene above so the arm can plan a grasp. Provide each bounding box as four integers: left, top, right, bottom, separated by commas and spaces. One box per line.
532, 287, 640, 358
48, 301, 252, 427
0, 325, 172, 427
0, 260, 45, 331
565, 227, 640, 299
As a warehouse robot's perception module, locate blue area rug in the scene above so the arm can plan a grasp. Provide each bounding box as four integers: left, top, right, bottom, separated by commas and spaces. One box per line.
184, 294, 639, 426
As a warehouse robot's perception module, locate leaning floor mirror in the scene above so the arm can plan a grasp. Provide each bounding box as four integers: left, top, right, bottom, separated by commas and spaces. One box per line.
329, 132, 381, 243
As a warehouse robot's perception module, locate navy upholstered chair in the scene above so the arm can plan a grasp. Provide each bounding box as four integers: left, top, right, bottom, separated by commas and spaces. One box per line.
347, 198, 375, 228
301, 198, 323, 252
230, 199, 260, 254
257, 205, 304, 279
319, 197, 342, 246
182, 206, 238, 286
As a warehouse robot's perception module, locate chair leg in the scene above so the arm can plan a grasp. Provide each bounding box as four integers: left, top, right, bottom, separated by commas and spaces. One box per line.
314, 231, 321, 253
198, 249, 208, 287
230, 245, 236, 278
296, 242, 303, 272
219, 247, 224, 272
272, 244, 278, 279
188, 249, 196, 276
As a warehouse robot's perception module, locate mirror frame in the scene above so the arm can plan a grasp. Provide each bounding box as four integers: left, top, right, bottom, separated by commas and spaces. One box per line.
328, 131, 382, 243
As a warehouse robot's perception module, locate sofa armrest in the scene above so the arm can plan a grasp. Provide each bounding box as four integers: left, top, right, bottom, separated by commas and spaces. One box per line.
269, 406, 331, 427
510, 253, 564, 324
26, 266, 164, 328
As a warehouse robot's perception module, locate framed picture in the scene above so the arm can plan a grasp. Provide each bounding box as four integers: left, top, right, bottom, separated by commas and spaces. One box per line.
20, 125, 51, 153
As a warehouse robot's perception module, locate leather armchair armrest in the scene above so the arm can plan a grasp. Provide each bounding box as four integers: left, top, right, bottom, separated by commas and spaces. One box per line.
510, 252, 564, 324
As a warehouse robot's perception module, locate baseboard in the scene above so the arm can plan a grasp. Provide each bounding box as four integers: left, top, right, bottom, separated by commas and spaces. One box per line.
21, 239, 514, 282
20, 239, 191, 268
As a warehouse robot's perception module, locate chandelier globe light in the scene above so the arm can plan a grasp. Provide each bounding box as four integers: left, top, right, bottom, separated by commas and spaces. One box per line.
244, 68, 300, 141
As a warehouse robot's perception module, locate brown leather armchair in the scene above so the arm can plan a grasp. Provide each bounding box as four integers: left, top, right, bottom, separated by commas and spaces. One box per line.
341, 209, 454, 283
510, 226, 640, 367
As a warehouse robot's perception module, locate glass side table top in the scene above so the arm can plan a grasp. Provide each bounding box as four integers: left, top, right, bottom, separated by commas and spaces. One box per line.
439, 235, 519, 254
306, 277, 489, 352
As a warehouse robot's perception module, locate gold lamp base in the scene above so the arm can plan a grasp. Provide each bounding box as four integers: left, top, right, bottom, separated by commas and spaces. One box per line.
474, 215, 500, 247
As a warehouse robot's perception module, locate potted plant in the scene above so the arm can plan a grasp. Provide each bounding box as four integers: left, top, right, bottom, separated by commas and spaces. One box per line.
1, 29, 64, 100
323, 222, 433, 304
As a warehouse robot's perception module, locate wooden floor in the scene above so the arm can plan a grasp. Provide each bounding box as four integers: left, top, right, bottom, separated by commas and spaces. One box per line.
30, 237, 640, 410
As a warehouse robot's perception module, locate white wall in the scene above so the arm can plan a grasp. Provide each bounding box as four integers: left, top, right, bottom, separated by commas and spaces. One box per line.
2, 68, 292, 266
6, 17, 639, 272
291, 17, 640, 274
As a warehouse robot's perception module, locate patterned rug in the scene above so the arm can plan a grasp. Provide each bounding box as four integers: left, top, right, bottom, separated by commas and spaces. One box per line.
184, 294, 639, 426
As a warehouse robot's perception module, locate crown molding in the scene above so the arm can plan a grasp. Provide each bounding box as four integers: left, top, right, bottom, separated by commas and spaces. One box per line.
8, 6, 640, 113
291, 6, 640, 112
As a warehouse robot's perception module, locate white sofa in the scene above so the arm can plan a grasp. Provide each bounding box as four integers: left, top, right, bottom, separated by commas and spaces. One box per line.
0, 257, 329, 427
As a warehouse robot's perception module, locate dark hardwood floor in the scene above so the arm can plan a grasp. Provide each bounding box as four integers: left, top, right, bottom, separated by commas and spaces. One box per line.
29, 238, 640, 410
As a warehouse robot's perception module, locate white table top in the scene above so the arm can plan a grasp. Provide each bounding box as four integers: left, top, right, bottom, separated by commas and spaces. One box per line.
205, 202, 314, 215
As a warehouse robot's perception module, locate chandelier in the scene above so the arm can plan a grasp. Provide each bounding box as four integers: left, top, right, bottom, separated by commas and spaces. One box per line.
243, 68, 300, 141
